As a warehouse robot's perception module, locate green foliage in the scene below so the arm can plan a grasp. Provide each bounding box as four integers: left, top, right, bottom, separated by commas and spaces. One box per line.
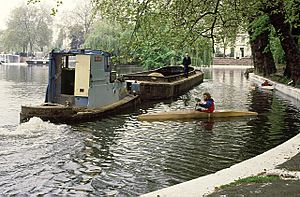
219, 175, 280, 190
27, 0, 63, 15
91, 0, 219, 68
248, 15, 271, 42
135, 43, 176, 69
269, 28, 285, 64
84, 20, 136, 65
269, 75, 291, 84
284, 0, 300, 29
84, 14, 212, 69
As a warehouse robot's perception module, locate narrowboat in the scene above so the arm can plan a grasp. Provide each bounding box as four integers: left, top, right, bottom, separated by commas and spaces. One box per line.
20, 49, 140, 124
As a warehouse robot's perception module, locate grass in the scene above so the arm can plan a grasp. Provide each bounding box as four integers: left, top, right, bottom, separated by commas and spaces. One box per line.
218, 175, 281, 190
268, 74, 300, 89
269, 75, 291, 84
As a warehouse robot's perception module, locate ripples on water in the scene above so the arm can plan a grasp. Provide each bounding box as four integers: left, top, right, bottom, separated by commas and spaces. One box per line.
0, 65, 300, 196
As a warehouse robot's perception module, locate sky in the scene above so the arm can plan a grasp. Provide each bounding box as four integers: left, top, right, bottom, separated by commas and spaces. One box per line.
0, 0, 80, 30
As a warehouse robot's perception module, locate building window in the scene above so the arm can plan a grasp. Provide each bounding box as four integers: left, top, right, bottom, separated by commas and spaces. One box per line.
230, 48, 234, 57
240, 48, 244, 58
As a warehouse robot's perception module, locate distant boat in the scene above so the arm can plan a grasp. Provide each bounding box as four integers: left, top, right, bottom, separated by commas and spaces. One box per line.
26, 59, 49, 65
0, 54, 20, 65
20, 49, 140, 124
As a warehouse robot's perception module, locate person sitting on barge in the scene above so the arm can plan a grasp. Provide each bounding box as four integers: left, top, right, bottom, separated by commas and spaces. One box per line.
195, 92, 215, 112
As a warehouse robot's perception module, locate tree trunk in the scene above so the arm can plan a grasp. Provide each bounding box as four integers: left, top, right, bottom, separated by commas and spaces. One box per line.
249, 31, 276, 76
248, 16, 276, 76
267, 0, 300, 83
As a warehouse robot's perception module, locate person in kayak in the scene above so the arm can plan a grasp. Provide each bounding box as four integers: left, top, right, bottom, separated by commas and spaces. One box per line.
261, 80, 272, 86
195, 92, 215, 112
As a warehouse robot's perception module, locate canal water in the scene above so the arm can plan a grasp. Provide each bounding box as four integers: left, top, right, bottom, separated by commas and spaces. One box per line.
0, 64, 300, 196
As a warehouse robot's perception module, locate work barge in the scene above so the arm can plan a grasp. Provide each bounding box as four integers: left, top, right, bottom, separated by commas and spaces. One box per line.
124, 66, 203, 100
20, 49, 203, 124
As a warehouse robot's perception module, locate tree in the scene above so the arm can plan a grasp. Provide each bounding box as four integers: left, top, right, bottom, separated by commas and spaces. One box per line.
54, 0, 96, 49
69, 24, 85, 49
28, 0, 300, 83
248, 16, 276, 76
54, 29, 65, 49
2, 5, 52, 53
84, 20, 131, 64
263, 0, 300, 83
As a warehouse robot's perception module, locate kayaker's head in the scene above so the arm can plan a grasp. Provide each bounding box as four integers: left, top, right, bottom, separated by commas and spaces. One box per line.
203, 92, 211, 101
185, 52, 189, 57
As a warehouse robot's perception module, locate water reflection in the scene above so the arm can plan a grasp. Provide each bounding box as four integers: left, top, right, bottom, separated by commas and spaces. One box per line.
200, 119, 215, 131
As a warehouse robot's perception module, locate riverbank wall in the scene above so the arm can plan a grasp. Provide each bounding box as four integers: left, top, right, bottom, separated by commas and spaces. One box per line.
212, 57, 253, 65
141, 73, 300, 197
249, 73, 300, 102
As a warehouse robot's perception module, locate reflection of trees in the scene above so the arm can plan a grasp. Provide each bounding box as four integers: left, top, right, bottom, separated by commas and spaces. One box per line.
244, 89, 300, 160
270, 98, 300, 142
282, 108, 300, 138
2, 65, 48, 83
242, 89, 274, 157
248, 89, 273, 114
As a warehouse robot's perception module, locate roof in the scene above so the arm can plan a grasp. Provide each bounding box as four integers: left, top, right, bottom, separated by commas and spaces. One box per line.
50, 49, 111, 57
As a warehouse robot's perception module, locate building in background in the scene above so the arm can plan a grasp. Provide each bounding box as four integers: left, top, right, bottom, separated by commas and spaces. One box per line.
214, 33, 252, 59
213, 33, 253, 65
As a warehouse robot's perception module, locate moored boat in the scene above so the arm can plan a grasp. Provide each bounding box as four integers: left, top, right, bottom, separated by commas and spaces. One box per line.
123, 66, 204, 100
26, 59, 49, 65
138, 110, 258, 121
0, 54, 20, 65
20, 49, 140, 124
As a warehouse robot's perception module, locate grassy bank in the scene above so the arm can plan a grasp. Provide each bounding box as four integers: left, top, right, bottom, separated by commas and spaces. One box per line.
217, 175, 281, 190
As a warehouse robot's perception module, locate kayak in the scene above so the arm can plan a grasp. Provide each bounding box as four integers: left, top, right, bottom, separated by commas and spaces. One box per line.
138, 110, 258, 121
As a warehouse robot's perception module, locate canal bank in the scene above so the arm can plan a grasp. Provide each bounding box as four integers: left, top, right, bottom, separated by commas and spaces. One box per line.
141, 73, 300, 197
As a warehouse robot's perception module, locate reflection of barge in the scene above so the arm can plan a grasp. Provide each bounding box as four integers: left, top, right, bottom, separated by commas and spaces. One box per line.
20, 49, 140, 124
124, 66, 204, 100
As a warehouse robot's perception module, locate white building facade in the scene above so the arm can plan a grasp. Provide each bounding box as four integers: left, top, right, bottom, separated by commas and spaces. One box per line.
214, 33, 252, 59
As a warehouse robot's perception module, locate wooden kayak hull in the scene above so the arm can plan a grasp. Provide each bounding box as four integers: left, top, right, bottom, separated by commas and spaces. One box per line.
138, 110, 258, 121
